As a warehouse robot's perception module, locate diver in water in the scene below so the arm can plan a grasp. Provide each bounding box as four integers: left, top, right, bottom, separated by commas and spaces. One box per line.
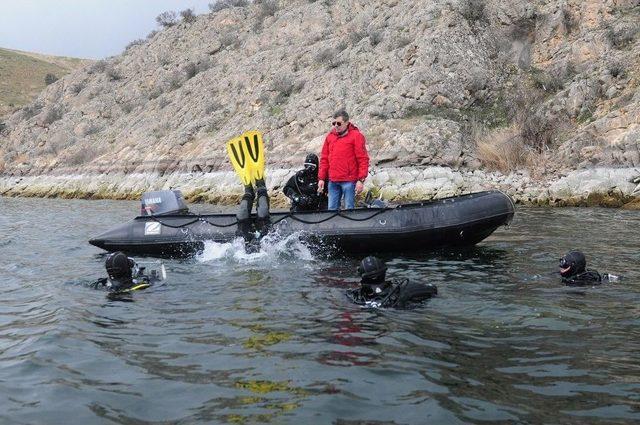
347, 256, 438, 308
92, 251, 164, 296
559, 250, 620, 286
283, 153, 328, 212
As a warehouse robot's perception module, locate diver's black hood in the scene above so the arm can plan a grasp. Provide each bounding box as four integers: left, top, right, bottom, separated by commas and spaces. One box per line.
105, 252, 134, 280
304, 153, 319, 168
358, 256, 387, 285
560, 251, 586, 278
300, 153, 319, 179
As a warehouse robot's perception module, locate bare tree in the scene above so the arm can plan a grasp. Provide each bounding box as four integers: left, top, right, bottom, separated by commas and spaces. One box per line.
156, 11, 177, 28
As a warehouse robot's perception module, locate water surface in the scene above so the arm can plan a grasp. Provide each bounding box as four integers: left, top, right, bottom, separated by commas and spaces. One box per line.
1, 197, 639, 424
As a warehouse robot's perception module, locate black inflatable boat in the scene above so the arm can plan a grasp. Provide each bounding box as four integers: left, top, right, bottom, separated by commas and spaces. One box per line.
89, 190, 515, 257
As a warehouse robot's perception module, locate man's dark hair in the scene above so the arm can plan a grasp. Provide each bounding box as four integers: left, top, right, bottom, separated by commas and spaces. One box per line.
333, 109, 349, 122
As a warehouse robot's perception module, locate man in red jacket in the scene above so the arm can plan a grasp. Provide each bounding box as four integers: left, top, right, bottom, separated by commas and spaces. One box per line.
317, 109, 370, 210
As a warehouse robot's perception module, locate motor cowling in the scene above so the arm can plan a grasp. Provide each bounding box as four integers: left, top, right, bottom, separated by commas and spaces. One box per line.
140, 190, 189, 216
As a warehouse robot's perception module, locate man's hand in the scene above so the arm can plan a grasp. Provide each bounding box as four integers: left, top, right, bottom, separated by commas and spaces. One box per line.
356, 180, 364, 194
318, 180, 325, 193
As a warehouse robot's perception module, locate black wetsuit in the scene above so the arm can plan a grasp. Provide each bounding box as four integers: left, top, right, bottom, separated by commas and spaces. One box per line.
93, 271, 158, 296
346, 279, 437, 308
283, 170, 328, 212
562, 270, 619, 286
109, 275, 154, 294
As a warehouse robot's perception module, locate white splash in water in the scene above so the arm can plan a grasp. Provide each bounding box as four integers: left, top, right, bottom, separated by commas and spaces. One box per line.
197, 230, 315, 264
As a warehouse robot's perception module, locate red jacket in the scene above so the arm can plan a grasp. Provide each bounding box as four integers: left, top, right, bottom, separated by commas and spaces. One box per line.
318, 123, 370, 183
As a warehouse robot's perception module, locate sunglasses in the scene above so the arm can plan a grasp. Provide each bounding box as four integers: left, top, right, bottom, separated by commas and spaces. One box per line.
332, 121, 345, 126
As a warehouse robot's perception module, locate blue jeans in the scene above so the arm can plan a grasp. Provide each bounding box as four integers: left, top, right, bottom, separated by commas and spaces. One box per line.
328, 181, 356, 210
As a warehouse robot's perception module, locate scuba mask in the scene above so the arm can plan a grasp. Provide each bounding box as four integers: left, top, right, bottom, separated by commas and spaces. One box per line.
303, 153, 319, 175
559, 251, 586, 278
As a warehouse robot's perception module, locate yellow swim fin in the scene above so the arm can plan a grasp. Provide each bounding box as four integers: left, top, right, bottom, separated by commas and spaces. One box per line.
226, 130, 265, 185
226, 134, 252, 186
241, 130, 265, 183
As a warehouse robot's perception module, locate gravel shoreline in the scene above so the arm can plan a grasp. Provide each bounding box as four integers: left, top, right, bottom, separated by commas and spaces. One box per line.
2, 166, 639, 209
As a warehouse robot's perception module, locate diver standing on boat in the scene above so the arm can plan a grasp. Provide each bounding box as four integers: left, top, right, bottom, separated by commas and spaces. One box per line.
347, 256, 438, 309
227, 131, 270, 244
559, 250, 620, 286
318, 109, 370, 210
283, 153, 328, 212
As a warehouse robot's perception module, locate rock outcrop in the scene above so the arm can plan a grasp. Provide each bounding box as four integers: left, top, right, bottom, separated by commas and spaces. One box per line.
0, 0, 638, 205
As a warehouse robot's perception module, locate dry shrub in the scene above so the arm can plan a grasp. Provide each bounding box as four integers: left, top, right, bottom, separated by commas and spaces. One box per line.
105, 65, 122, 81
183, 58, 211, 79
606, 24, 638, 49
209, 0, 249, 13
461, 0, 487, 24
90, 60, 107, 74
369, 29, 383, 46
349, 28, 368, 44
156, 11, 177, 28
161, 70, 184, 92
520, 111, 555, 152
530, 67, 564, 93
608, 61, 626, 78
255, 0, 278, 18
147, 87, 162, 100
119, 101, 135, 114
183, 62, 198, 79
39, 106, 63, 126
44, 73, 59, 85
315, 47, 334, 64
315, 47, 343, 68
125, 39, 145, 52
69, 81, 86, 95
562, 7, 578, 33
43, 133, 76, 155
502, 78, 559, 154
219, 30, 240, 48
476, 125, 532, 173
272, 75, 304, 100
63, 145, 100, 166
21, 103, 43, 120
180, 8, 197, 23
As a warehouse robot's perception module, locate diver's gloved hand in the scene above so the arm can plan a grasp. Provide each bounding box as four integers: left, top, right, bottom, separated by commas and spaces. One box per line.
298, 195, 310, 206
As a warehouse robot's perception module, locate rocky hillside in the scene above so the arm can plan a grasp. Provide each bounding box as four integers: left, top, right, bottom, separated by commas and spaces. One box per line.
0, 0, 638, 183
0, 48, 88, 117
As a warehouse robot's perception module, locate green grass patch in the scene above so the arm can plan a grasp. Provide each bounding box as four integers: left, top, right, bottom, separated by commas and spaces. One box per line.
268, 105, 283, 116
576, 109, 594, 124
402, 100, 510, 129
462, 100, 510, 129
0, 48, 88, 115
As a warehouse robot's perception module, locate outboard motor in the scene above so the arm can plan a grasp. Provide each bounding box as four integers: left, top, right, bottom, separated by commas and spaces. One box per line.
140, 190, 189, 216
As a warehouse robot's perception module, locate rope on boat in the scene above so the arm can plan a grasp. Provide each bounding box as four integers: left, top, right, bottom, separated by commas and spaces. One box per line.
148, 216, 202, 228
148, 208, 391, 229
